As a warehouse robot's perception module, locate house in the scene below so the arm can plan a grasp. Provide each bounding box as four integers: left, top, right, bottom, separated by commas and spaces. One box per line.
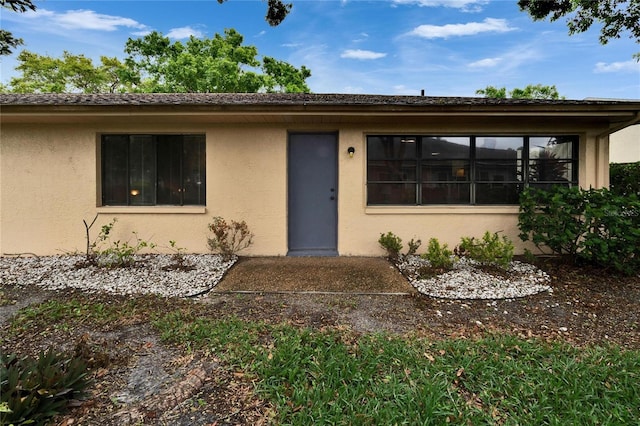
1, 93, 639, 257
610, 124, 640, 164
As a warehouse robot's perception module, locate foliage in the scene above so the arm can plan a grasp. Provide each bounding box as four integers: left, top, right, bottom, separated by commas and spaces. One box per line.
5, 50, 132, 93
421, 238, 454, 271
610, 162, 640, 197
476, 84, 564, 99
406, 238, 422, 256
207, 216, 254, 260
2, 29, 311, 94
378, 231, 403, 259
456, 231, 515, 270
217, 0, 292, 26
518, 0, 640, 51
0, 0, 36, 56
155, 314, 640, 425
164, 240, 194, 271
1, 348, 89, 425
123, 29, 310, 93
519, 186, 640, 274
88, 218, 156, 267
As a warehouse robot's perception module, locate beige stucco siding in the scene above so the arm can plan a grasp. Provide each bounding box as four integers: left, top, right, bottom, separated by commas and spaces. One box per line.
1, 125, 98, 255
610, 124, 640, 163
0, 120, 615, 257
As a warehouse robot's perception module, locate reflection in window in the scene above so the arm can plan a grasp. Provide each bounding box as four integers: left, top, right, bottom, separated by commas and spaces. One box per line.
367, 135, 577, 206
102, 134, 206, 206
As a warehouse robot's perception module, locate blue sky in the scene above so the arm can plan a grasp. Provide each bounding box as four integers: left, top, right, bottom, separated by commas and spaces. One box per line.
1, 0, 639, 99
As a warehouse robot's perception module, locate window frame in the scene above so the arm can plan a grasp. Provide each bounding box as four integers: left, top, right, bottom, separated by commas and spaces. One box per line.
366, 134, 578, 206
100, 133, 206, 207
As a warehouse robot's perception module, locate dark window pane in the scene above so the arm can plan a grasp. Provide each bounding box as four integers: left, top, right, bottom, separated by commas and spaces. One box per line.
529, 160, 573, 182
128, 136, 155, 205
156, 135, 182, 205
368, 160, 417, 182
422, 136, 470, 159
367, 136, 417, 160
476, 137, 523, 159
422, 161, 470, 182
102, 135, 129, 205
476, 160, 522, 182
182, 135, 206, 205
422, 183, 470, 204
475, 183, 522, 204
367, 183, 416, 205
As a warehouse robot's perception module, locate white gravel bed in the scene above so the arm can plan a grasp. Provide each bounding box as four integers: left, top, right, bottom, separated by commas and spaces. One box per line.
0, 254, 236, 298
397, 255, 552, 300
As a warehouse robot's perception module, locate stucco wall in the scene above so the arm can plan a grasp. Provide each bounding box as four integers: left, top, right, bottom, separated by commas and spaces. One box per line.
610, 124, 640, 164
0, 120, 608, 257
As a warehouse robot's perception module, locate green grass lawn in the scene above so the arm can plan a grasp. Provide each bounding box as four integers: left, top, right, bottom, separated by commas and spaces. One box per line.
4, 298, 638, 424
155, 312, 640, 425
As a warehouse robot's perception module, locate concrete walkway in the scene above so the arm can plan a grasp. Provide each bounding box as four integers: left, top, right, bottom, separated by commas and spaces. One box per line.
213, 256, 416, 294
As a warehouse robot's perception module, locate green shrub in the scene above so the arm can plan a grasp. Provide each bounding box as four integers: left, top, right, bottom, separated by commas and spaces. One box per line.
610, 162, 640, 197
85, 218, 155, 267
1, 349, 89, 425
518, 187, 587, 257
207, 216, 254, 260
378, 232, 403, 259
406, 238, 422, 256
519, 186, 640, 275
421, 238, 454, 271
457, 231, 514, 270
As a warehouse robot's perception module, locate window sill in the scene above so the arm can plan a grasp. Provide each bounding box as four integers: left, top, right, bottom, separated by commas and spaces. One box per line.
97, 206, 206, 214
365, 205, 520, 215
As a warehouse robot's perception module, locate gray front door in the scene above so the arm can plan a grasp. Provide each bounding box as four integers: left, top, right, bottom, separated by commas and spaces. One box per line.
288, 133, 338, 256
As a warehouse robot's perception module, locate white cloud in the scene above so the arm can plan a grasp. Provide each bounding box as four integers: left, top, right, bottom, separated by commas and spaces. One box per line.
468, 57, 502, 68
53, 9, 146, 31
6, 8, 148, 32
166, 26, 204, 39
409, 18, 515, 39
393, 0, 489, 12
341, 49, 387, 60
594, 60, 640, 73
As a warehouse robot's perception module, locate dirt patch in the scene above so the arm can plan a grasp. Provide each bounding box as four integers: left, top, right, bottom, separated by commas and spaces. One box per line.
214, 256, 414, 294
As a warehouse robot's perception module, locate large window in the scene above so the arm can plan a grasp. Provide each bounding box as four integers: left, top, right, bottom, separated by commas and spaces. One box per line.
367, 135, 577, 205
101, 134, 206, 206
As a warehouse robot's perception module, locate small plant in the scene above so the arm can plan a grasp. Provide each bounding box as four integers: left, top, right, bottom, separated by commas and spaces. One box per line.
1, 348, 90, 425
457, 231, 514, 270
420, 238, 455, 274
207, 216, 254, 261
378, 232, 403, 259
88, 218, 155, 267
406, 238, 422, 256
163, 240, 195, 271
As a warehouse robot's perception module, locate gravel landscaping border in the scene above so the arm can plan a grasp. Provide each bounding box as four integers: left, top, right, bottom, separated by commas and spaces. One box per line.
397, 255, 552, 299
0, 254, 236, 298
2, 254, 552, 300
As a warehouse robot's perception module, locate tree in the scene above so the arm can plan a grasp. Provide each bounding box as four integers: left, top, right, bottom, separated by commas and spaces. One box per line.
518, 0, 640, 57
2, 29, 311, 93
0, 0, 36, 55
123, 29, 310, 93
5, 51, 133, 93
217, 0, 292, 26
476, 84, 564, 100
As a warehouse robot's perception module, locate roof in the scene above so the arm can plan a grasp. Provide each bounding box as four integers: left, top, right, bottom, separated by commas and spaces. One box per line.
0, 92, 637, 107
2, 93, 639, 132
